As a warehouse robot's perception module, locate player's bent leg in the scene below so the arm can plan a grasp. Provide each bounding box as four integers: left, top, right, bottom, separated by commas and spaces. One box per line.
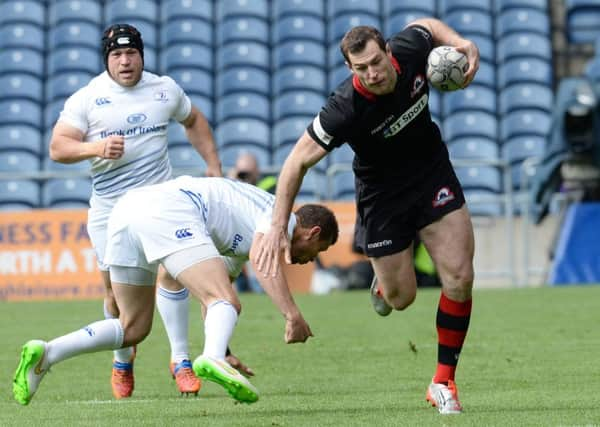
13, 340, 49, 405
370, 248, 418, 315
109, 267, 156, 399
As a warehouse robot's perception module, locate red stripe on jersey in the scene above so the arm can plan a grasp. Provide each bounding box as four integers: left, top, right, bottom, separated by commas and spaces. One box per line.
437, 327, 468, 348
439, 293, 472, 317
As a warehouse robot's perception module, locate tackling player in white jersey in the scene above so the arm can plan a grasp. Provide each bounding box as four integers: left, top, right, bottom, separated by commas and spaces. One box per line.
46, 23, 224, 398
13, 176, 339, 405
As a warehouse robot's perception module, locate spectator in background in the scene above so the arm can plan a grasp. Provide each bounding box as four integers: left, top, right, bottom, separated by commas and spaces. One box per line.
44, 23, 228, 399
253, 19, 478, 414
228, 151, 277, 292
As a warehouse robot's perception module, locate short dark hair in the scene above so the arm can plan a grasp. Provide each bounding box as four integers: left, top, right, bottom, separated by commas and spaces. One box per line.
340, 26, 386, 64
295, 204, 339, 246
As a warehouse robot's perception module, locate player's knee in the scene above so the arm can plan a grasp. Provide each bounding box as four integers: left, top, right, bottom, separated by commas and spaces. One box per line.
384, 286, 417, 311
123, 323, 152, 346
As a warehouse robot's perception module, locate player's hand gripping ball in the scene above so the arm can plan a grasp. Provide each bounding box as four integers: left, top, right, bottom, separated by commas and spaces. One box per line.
426, 46, 468, 92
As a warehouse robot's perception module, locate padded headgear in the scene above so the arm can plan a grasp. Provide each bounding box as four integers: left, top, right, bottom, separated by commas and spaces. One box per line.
101, 23, 144, 69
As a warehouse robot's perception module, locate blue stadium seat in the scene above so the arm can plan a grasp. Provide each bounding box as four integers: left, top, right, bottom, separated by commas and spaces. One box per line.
217, 42, 270, 71
455, 166, 502, 192
439, 0, 493, 15
448, 138, 500, 161
0, 180, 40, 210
444, 111, 498, 141
49, 22, 100, 50
162, 44, 213, 73
160, 19, 212, 48
217, 67, 270, 97
218, 17, 269, 45
105, 0, 158, 25
273, 91, 325, 120
0, 1, 45, 26
496, 9, 550, 39
463, 190, 503, 216
502, 136, 546, 188
327, 0, 379, 19
443, 85, 497, 115
272, 116, 311, 148
0, 151, 40, 173
385, 12, 430, 38
48, 0, 102, 26
445, 10, 493, 38
499, 83, 554, 114
169, 68, 213, 98
46, 72, 93, 102
0, 48, 44, 78
272, 0, 325, 19
494, 0, 548, 13
329, 143, 354, 166
0, 74, 43, 103
47, 47, 101, 75
585, 57, 600, 86
428, 89, 441, 118
169, 146, 207, 171
162, 0, 213, 22
216, 92, 270, 123
329, 14, 381, 44
566, 0, 600, 43
328, 43, 346, 68
0, 100, 42, 129
497, 33, 552, 63
167, 122, 188, 148
188, 94, 213, 125
330, 170, 355, 200
383, 0, 436, 15
274, 41, 327, 69
273, 66, 327, 95
0, 23, 44, 51
329, 65, 351, 90
216, 0, 269, 20
44, 99, 65, 131
272, 15, 326, 44
42, 178, 92, 209
215, 119, 270, 150
0, 125, 41, 156
220, 145, 271, 170
472, 60, 496, 89
143, 47, 158, 74
500, 110, 552, 141
498, 58, 553, 89
272, 143, 294, 168
469, 35, 495, 64
298, 169, 326, 201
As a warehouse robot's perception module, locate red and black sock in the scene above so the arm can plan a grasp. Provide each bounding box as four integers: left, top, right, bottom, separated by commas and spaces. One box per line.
433, 292, 472, 385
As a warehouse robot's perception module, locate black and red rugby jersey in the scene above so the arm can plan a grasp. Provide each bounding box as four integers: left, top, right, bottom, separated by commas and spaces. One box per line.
307, 25, 448, 190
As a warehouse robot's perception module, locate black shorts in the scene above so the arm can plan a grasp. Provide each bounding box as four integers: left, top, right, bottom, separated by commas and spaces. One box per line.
354, 157, 465, 258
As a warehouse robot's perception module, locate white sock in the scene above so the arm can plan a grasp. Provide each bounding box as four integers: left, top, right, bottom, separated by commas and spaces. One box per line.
46, 319, 124, 366
156, 285, 190, 363
202, 300, 238, 360
104, 300, 135, 363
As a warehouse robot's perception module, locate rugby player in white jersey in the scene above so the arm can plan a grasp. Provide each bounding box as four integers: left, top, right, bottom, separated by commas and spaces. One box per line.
45, 24, 227, 398
13, 176, 339, 405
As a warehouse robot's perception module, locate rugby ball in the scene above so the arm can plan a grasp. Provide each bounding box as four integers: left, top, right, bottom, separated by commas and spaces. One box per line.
426, 46, 468, 92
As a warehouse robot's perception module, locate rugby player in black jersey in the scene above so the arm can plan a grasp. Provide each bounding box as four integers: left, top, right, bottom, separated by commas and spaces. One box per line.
254, 18, 480, 415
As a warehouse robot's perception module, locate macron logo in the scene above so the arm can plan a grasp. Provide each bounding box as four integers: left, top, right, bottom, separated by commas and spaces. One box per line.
175, 228, 193, 239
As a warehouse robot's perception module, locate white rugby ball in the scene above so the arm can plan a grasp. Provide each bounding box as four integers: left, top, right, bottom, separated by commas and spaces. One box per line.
426, 46, 468, 92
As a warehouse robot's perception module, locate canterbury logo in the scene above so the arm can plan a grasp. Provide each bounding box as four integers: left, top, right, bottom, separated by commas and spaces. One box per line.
175, 228, 193, 239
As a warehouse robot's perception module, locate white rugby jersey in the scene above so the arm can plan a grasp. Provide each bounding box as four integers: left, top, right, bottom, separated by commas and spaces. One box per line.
58, 71, 191, 205
118, 176, 296, 268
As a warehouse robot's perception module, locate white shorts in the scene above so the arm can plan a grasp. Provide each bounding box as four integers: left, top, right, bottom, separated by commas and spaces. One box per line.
104, 190, 219, 273
87, 196, 119, 271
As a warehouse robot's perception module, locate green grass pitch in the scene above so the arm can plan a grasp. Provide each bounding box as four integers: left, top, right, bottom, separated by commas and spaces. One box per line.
2, 286, 599, 426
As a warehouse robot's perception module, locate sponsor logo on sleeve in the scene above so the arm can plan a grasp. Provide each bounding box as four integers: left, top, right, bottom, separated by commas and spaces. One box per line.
312, 115, 334, 145
175, 228, 194, 239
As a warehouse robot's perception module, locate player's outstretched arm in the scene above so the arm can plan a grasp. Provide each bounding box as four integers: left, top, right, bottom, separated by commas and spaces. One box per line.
254, 131, 328, 277
181, 105, 222, 177
50, 122, 123, 162
250, 234, 313, 343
